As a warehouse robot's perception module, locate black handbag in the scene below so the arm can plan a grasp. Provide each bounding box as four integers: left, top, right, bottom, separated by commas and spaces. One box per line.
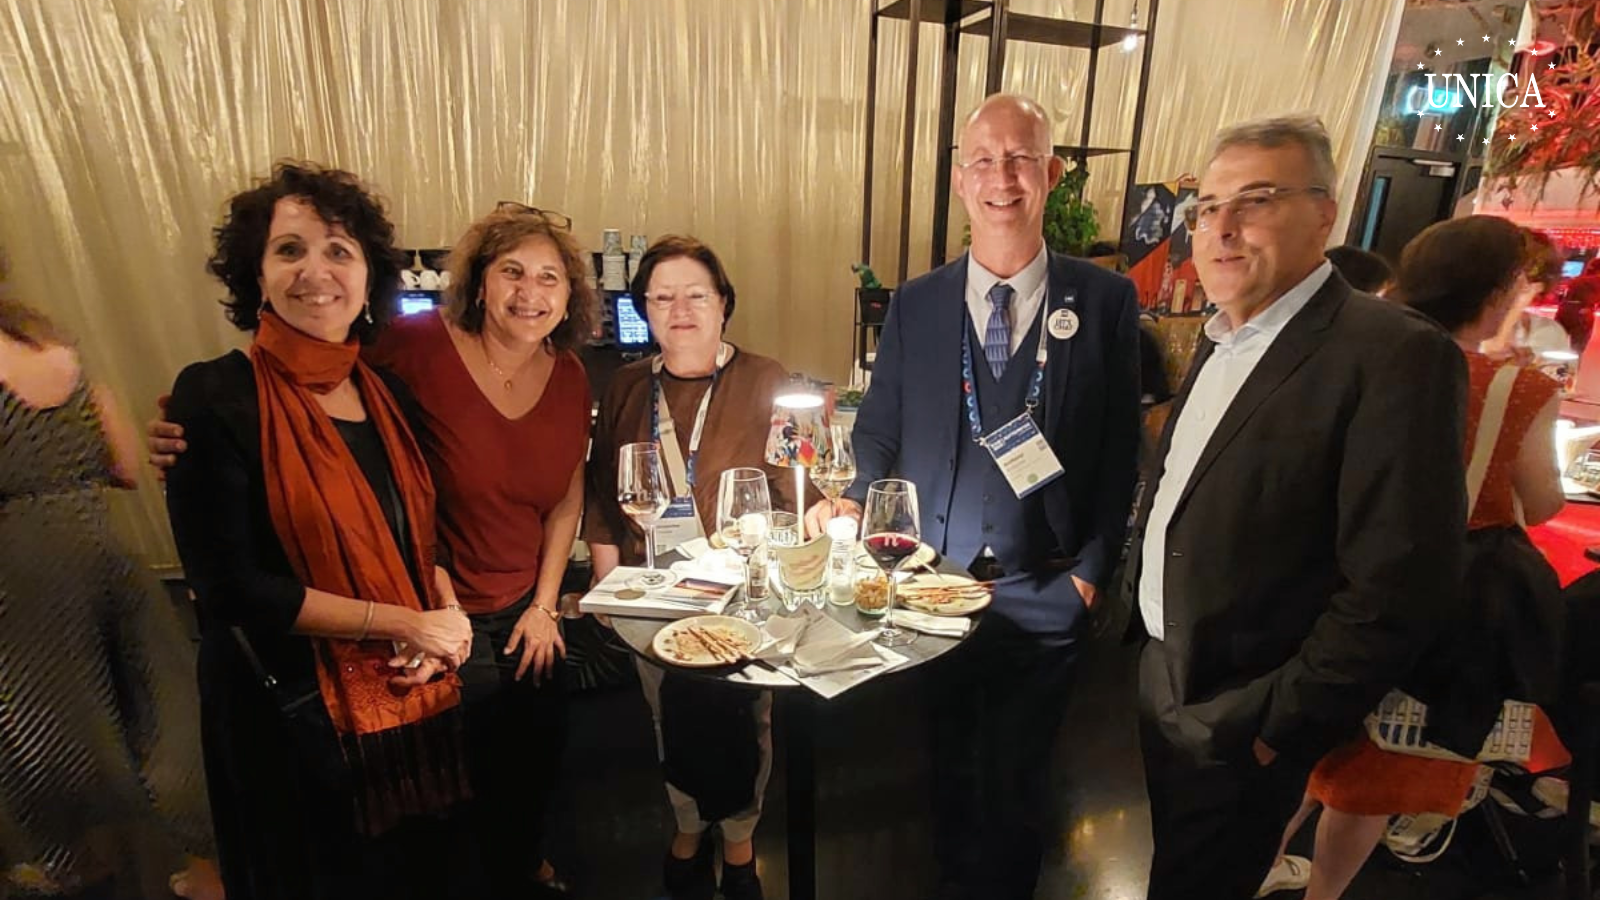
230, 626, 351, 792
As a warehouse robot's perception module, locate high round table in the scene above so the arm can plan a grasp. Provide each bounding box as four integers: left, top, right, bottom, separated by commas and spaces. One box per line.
609, 570, 977, 900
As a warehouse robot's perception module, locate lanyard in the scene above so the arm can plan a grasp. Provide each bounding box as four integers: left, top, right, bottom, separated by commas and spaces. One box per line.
651, 342, 730, 489
960, 292, 1057, 444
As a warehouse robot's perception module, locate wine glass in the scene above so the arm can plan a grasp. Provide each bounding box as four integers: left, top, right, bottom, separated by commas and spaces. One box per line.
717, 467, 772, 622
618, 442, 671, 576
810, 424, 856, 512
861, 478, 920, 647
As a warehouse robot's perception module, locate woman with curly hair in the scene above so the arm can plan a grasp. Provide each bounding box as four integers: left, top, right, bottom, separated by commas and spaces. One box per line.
164, 162, 476, 898
154, 184, 593, 897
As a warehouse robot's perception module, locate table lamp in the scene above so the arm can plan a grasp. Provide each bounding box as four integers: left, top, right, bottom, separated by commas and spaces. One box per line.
765, 376, 826, 518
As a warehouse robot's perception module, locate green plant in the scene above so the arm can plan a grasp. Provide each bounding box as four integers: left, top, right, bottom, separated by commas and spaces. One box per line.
1043, 162, 1099, 256
837, 388, 865, 408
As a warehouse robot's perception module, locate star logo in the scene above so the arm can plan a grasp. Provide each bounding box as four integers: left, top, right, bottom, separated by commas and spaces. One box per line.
1508, 38, 1518, 46
1434, 123, 1442, 131
1457, 38, 1465, 46
1532, 124, 1539, 131
1456, 134, 1465, 141
1434, 48, 1443, 56
1482, 34, 1492, 42
1416, 62, 1425, 70
1550, 61, 1556, 69
1483, 137, 1491, 144
1550, 110, 1558, 118
1510, 134, 1517, 140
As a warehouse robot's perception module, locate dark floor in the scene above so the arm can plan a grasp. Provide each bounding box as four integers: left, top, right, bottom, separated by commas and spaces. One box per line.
74, 582, 1587, 899
543, 617, 1582, 900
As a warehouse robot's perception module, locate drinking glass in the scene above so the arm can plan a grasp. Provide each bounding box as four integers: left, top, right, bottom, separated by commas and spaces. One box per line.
717, 467, 772, 622
861, 478, 920, 647
618, 442, 671, 574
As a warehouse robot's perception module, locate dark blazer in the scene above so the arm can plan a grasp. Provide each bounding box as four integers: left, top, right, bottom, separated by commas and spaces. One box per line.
849, 250, 1142, 638
1124, 273, 1468, 762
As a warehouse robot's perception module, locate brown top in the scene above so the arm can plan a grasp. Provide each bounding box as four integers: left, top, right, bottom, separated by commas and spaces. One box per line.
583, 346, 819, 565
366, 310, 591, 613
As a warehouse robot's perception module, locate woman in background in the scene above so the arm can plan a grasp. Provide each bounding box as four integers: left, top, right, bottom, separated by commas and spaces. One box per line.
0, 296, 221, 899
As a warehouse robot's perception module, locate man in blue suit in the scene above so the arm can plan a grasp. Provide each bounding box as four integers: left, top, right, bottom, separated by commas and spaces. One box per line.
808, 93, 1142, 899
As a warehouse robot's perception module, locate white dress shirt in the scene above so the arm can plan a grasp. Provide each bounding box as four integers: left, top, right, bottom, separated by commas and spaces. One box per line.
966, 244, 1049, 354
1138, 262, 1332, 641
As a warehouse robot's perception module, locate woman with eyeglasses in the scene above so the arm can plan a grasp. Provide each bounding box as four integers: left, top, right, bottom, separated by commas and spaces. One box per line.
584, 235, 813, 900
152, 201, 593, 897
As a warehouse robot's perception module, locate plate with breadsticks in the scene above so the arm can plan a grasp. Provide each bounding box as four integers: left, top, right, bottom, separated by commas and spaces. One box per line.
897, 573, 993, 616
652, 615, 764, 668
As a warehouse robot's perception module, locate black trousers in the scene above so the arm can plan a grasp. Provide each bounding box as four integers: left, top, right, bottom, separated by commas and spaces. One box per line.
1138, 640, 1311, 900
457, 592, 569, 894
929, 616, 1080, 900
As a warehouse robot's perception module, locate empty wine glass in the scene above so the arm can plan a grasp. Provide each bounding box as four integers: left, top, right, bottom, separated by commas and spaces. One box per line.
618, 442, 671, 575
717, 467, 772, 622
861, 478, 920, 647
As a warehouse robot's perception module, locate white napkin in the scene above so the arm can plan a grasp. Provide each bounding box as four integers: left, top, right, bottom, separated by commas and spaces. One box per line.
675, 537, 713, 560
754, 612, 808, 661
752, 607, 880, 676
892, 609, 972, 638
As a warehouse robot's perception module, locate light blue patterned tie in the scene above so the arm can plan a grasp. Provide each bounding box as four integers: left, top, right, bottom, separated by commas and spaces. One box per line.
983, 282, 1014, 379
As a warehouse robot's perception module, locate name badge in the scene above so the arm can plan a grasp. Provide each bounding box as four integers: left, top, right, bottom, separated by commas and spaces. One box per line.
653, 496, 703, 551
982, 413, 1065, 498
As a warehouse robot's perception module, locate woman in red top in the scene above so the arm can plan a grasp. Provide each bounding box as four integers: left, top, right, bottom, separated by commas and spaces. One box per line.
154, 203, 593, 897
1259, 216, 1567, 900
363, 205, 592, 897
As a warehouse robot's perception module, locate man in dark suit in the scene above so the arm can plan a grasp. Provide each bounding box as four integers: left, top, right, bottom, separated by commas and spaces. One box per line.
808, 93, 1142, 899
1125, 114, 1467, 899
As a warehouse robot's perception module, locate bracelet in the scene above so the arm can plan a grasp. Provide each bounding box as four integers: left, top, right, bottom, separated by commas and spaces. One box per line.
357, 600, 375, 642
540, 606, 561, 623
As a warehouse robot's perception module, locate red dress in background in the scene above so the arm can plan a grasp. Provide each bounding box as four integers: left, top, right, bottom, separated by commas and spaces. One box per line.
1307, 354, 1568, 816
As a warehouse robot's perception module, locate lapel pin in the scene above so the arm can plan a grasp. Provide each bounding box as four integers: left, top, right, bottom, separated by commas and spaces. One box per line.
1048, 308, 1080, 340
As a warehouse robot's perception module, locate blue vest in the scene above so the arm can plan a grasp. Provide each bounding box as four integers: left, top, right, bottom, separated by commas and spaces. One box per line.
945, 310, 1055, 571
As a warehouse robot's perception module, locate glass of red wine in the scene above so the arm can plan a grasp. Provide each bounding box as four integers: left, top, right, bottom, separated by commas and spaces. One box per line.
861, 478, 919, 647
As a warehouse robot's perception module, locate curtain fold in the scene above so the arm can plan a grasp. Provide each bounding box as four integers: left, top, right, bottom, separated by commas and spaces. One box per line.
0, 0, 1397, 565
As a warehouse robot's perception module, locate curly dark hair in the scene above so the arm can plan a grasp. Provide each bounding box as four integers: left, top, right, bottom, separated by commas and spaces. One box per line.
1391, 215, 1526, 334
627, 235, 737, 328
206, 161, 405, 343
444, 209, 597, 352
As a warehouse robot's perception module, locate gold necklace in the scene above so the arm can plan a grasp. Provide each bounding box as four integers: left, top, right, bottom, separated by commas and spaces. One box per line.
481, 338, 519, 390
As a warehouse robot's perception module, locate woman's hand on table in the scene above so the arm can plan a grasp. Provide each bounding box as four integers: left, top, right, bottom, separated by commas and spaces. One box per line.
506, 604, 566, 684
804, 497, 861, 540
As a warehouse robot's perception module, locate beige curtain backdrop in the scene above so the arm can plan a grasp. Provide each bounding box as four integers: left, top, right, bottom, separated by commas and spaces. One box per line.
0, 0, 1399, 566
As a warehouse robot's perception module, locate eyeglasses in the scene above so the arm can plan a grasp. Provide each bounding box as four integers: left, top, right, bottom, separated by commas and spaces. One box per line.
1184, 186, 1329, 231
494, 201, 572, 231
643, 289, 721, 310
955, 152, 1050, 176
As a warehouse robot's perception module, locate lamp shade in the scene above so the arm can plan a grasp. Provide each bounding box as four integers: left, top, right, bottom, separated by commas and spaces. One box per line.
765, 376, 826, 469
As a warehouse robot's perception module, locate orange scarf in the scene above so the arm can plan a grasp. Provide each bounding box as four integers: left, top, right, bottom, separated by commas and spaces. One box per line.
251, 311, 466, 828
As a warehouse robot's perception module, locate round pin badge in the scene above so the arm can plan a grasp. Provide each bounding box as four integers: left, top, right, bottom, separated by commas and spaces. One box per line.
1048, 308, 1080, 340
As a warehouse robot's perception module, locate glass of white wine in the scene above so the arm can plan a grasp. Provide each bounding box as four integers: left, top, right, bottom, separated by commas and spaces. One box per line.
618, 442, 671, 575
810, 424, 856, 509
